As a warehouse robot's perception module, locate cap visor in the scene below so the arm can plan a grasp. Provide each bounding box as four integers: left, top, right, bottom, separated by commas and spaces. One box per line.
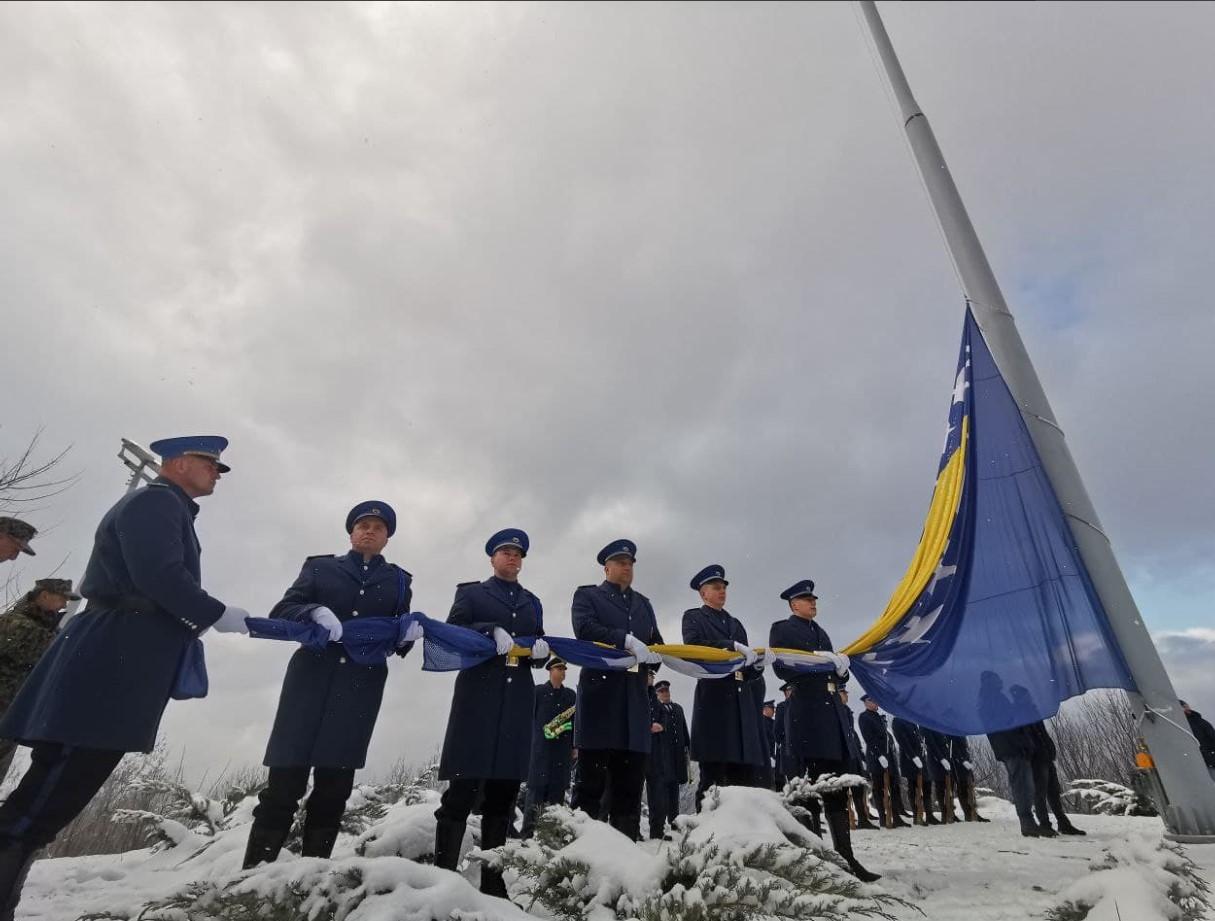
19, 543, 34, 556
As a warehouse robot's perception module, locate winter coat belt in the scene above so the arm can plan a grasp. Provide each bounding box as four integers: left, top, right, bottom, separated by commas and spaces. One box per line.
86, 594, 162, 616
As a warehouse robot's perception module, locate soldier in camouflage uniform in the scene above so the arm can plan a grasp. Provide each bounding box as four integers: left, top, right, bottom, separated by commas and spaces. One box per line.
0, 579, 78, 781
0, 519, 37, 563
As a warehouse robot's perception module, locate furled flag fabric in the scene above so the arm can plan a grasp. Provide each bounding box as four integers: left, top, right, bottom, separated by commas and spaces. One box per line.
844, 307, 1135, 736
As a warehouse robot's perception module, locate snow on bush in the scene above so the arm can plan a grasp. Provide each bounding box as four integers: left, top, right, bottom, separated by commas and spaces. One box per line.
1065, 778, 1156, 817
487, 786, 914, 920
1046, 838, 1211, 921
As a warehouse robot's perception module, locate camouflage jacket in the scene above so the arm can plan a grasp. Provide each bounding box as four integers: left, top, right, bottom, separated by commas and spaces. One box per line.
0, 596, 61, 708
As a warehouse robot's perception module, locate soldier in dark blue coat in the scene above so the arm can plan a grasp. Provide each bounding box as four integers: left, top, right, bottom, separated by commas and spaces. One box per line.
858, 696, 908, 828
569, 539, 663, 840
0, 437, 249, 917
838, 688, 878, 829
891, 717, 934, 825
947, 734, 990, 823
646, 678, 689, 838
520, 657, 576, 838
769, 579, 879, 882
434, 529, 549, 898
683, 565, 766, 810
921, 726, 963, 823
242, 501, 417, 868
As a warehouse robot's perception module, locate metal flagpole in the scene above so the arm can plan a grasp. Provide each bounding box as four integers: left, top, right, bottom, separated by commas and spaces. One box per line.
858, 0, 1215, 839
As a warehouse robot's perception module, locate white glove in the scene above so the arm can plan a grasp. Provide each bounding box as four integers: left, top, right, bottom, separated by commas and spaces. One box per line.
493, 627, 514, 655
912, 757, 923, 769
212, 605, 250, 635
963, 760, 973, 771
530, 638, 550, 660
733, 641, 759, 666
941, 758, 951, 771
821, 651, 850, 677
624, 633, 661, 665
878, 755, 889, 769
311, 607, 343, 642
401, 620, 424, 644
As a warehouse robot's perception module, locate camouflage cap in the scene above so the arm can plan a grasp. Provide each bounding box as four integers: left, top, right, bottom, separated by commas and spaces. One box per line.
0, 517, 36, 555
33, 578, 80, 600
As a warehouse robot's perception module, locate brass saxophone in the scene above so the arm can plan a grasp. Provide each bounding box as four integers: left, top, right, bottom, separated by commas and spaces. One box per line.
542, 706, 576, 740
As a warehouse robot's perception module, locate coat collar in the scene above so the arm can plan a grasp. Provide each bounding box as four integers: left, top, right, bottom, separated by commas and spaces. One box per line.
338, 550, 392, 583
482, 576, 529, 608
598, 580, 634, 608
151, 477, 200, 519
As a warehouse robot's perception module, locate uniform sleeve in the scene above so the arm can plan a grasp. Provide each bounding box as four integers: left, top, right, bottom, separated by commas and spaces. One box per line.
0, 612, 51, 675
682, 609, 714, 647
571, 588, 626, 648
269, 561, 322, 622
447, 585, 497, 636
116, 488, 225, 630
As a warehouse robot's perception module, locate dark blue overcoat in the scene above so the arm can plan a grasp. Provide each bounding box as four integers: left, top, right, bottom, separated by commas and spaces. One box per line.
682, 606, 765, 767
438, 577, 545, 782
650, 699, 690, 783
527, 681, 576, 790
892, 717, 925, 780
571, 582, 663, 754
263, 550, 412, 769
769, 615, 854, 765
921, 726, 953, 783
859, 709, 898, 777
0, 479, 225, 752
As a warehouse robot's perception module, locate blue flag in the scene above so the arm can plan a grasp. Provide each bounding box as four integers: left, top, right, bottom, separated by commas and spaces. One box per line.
845, 307, 1135, 735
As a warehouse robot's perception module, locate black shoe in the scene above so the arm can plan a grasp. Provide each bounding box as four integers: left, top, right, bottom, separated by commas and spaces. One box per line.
1037, 823, 1059, 838
855, 817, 879, 830
825, 809, 881, 883
1057, 822, 1086, 836
242, 823, 290, 870
925, 813, 941, 826
1019, 818, 1043, 838
300, 825, 339, 859
433, 817, 466, 872
0, 841, 37, 921
478, 813, 512, 899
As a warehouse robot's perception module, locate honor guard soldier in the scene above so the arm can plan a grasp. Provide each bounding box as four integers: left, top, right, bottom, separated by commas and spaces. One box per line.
0, 519, 37, 564
434, 529, 549, 898
947, 733, 990, 824
683, 565, 766, 809
243, 501, 419, 869
520, 657, 576, 838
921, 726, 963, 823
0, 579, 80, 782
858, 696, 908, 828
646, 678, 689, 839
569, 539, 663, 840
0, 436, 249, 917
768, 579, 879, 882
773, 683, 795, 790
759, 700, 777, 788
891, 717, 934, 825
838, 688, 878, 829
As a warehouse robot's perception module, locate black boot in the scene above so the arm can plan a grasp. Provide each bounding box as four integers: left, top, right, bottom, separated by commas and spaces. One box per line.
1057, 820, 1086, 836
478, 814, 511, 899
1037, 821, 1058, 838
610, 811, 642, 843
855, 811, 878, 830
1019, 816, 1043, 838
242, 823, 290, 870
301, 825, 340, 859
0, 841, 37, 921
826, 809, 880, 883
433, 817, 466, 872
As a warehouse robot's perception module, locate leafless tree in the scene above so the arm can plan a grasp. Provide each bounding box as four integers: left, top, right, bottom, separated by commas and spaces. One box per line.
1, 429, 77, 605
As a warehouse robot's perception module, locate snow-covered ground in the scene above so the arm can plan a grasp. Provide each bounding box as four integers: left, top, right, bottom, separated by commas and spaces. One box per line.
15, 789, 1213, 920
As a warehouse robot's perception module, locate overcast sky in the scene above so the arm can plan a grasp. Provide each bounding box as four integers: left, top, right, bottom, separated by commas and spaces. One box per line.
3, 1, 1214, 784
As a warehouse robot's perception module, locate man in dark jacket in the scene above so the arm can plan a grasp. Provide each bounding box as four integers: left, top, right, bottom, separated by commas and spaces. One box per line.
1022, 718, 1084, 836
858, 696, 908, 828
838, 689, 878, 828
979, 671, 1040, 837
891, 717, 933, 825
774, 684, 792, 790
243, 501, 417, 868
521, 658, 576, 838
683, 565, 766, 809
646, 678, 689, 838
769, 579, 879, 883
759, 700, 777, 789
0, 579, 79, 782
433, 528, 549, 898
570, 539, 662, 840
921, 727, 964, 823
0, 436, 249, 917
947, 734, 990, 823
1182, 701, 1215, 781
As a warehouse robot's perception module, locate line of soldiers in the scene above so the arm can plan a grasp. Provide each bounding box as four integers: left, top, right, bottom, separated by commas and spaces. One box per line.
0, 432, 1023, 912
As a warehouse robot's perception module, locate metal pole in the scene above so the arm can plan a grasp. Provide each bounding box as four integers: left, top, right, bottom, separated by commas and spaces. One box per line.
858, 0, 1215, 838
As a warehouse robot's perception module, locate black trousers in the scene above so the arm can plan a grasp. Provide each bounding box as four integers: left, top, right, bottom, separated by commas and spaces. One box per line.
0, 742, 124, 848
644, 776, 680, 839
800, 758, 850, 812
695, 761, 755, 811
572, 749, 647, 838
520, 778, 569, 838
437, 778, 521, 827
1031, 756, 1068, 825
252, 766, 356, 831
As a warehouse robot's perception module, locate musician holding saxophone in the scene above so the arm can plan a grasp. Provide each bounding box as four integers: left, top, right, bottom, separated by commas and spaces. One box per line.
520, 657, 577, 838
